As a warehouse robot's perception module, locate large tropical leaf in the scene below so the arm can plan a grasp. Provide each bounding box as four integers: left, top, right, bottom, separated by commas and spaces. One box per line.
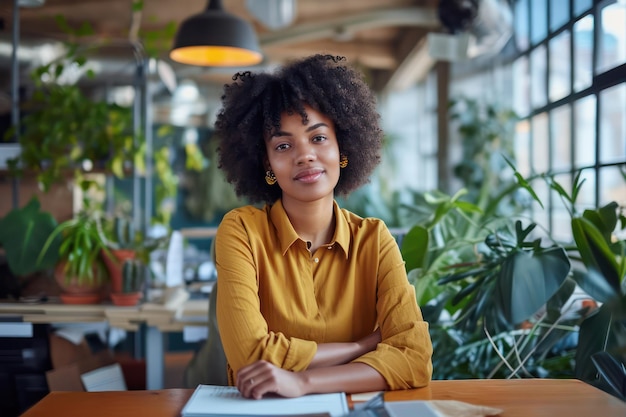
401, 225, 429, 273
572, 216, 621, 292
0, 198, 60, 276
572, 268, 618, 305
496, 247, 570, 325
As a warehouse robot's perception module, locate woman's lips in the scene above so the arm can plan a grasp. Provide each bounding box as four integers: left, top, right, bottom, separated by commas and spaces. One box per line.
294, 168, 324, 183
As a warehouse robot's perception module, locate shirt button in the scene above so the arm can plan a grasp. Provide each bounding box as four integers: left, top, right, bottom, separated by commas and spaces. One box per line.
314, 258, 319, 263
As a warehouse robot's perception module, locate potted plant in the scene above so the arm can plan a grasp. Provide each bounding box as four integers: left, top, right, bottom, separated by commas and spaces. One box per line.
100, 216, 139, 295
99, 214, 169, 305
109, 257, 144, 306
38, 199, 110, 304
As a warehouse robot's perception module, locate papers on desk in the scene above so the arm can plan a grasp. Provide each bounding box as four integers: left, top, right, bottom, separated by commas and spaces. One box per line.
182, 385, 349, 417
384, 401, 439, 417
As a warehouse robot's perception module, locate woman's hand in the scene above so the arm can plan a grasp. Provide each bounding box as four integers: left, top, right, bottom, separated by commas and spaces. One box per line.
236, 360, 307, 399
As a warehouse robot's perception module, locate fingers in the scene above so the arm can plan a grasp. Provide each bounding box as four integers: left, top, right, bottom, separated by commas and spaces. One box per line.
237, 361, 276, 399
236, 360, 305, 399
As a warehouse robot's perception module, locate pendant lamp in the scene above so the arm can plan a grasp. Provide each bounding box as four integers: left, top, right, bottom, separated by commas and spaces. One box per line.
170, 0, 263, 67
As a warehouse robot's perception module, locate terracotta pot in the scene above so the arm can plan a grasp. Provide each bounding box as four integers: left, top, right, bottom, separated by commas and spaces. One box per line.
110, 291, 142, 306
54, 263, 107, 304
102, 249, 136, 294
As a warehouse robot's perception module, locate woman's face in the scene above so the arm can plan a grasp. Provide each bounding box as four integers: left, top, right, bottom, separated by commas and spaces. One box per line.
265, 105, 341, 205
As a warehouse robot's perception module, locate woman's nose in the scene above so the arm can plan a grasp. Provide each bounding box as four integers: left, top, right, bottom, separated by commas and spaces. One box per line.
295, 142, 316, 164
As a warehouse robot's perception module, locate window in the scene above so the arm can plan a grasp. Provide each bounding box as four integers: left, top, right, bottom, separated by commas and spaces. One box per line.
596, 1, 626, 74
509, 0, 626, 240
549, 30, 571, 102
573, 16, 594, 91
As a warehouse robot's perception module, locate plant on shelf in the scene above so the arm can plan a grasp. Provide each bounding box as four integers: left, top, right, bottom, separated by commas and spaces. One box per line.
38, 198, 110, 304
100, 215, 139, 296
99, 214, 168, 305
109, 257, 145, 306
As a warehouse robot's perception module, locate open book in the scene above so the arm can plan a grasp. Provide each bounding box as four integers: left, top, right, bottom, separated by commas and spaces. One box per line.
182, 385, 349, 417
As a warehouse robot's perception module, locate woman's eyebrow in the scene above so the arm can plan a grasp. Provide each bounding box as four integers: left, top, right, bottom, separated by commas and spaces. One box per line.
305, 122, 329, 132
270, 130, 290, 138
270, 122, 329, 139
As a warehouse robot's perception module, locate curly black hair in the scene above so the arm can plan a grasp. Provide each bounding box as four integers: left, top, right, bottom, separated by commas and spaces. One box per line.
214, 54, 383, 204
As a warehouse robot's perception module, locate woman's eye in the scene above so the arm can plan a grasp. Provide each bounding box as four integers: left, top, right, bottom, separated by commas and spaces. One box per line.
275, 143, 290, 151
312, 135, 327, 142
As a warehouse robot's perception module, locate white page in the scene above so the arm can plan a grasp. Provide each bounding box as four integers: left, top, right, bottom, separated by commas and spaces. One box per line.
182, 385, 349, 417
80, 363, 127, 392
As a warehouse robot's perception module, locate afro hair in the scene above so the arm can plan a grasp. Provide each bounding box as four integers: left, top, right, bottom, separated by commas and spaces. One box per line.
214, 54, 383, 204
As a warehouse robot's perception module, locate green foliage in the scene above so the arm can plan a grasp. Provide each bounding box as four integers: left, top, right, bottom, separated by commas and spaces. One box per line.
405, 163, 626, 395
0, 198, 60, 276
567, 199, 626, 396
438, 221, 570, 331
4, 16, 140, 192
39, 200, 109, 285
99, 214, 168, 264
449, 97, 519, 212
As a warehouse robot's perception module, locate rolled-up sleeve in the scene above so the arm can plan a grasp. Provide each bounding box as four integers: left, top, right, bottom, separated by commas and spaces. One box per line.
352, 225, 433, 389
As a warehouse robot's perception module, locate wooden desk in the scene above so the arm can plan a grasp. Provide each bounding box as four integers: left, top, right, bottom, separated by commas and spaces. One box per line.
19, 379, 626, 417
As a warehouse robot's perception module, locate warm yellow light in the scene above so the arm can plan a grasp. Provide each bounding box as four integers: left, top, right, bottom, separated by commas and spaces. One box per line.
170, 46, 263, 67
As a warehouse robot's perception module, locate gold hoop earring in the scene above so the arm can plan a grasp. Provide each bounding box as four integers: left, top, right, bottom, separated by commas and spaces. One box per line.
265, 170, 277, 185
339, 154, 348, 168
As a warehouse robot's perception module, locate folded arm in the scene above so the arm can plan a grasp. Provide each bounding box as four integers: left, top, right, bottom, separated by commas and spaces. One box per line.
308, 329, 381, 368
237, 360, 387, 399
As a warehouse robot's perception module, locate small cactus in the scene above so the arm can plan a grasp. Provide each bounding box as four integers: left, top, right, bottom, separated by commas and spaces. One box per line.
121, 259, 143, 293
114, 216, 136, 250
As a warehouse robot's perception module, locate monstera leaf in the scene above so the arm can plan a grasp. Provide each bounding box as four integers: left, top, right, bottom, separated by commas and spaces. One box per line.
497, 246, 571, 325
0, 197, 60, 276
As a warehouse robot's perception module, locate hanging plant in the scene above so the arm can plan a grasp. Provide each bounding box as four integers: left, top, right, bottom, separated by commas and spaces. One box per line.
4, 15, 142, 192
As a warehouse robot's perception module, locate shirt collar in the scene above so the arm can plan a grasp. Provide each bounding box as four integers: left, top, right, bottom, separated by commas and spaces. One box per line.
269, 199, 349, 258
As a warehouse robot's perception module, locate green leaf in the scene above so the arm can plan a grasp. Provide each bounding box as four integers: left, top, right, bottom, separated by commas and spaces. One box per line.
586, 202, 619, 240
571, 170, 586, 204
400, 225, 429, 273
454, 200, 483, 214
502, 155, 544, 209
571, 269, 618, 304
590, 351, 626, 400
496, 247, 570, 325
575, 304, 613, 381
572, 217, 621, 292
0, 198, 60, 276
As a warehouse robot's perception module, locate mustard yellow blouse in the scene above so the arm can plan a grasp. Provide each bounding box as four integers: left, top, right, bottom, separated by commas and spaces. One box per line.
215, 199, 433, 389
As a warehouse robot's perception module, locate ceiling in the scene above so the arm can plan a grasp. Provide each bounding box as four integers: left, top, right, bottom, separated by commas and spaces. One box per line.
1, 0, 443, 96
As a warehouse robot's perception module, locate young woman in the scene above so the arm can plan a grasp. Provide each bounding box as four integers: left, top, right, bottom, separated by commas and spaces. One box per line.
214, 54, 433, 399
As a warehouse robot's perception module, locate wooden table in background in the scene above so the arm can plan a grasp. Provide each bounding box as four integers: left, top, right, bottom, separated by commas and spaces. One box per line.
19, 379, 626, 417
0, 289, 209, 390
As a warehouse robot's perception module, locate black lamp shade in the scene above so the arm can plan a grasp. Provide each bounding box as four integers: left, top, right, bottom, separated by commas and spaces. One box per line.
170, 0, 263, 67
